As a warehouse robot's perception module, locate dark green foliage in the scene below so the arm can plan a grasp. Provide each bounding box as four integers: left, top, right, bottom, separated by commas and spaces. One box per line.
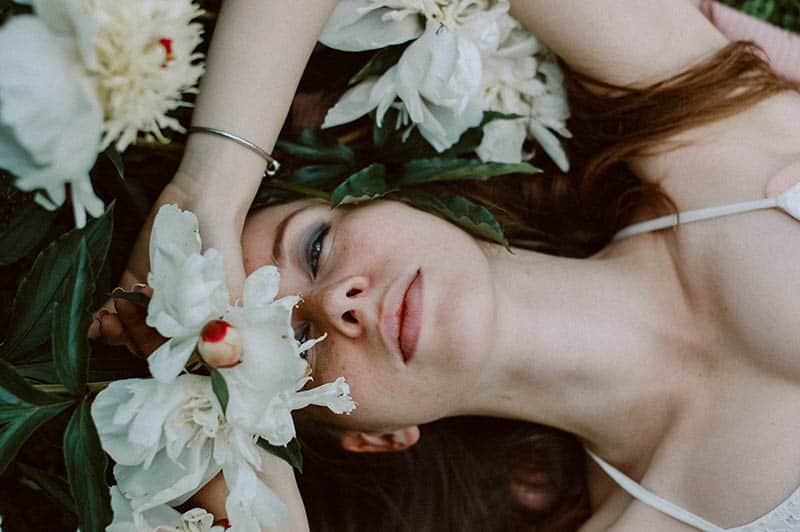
63, 402, 112, 532
0, 200, 57, 266
1, 206, 113, 362
331, 164, 395, 207
400, 190, 509, 247
0, 359, 73, 475
349, 43, 409, 85
258, 437, 304, 473
210, 368, 229, 412
52, 239, 93, 396
264, 110, 534, 245
720, 0, 800, 34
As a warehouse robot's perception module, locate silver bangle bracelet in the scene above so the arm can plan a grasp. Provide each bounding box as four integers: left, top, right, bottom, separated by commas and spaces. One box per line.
188, 126, 281, 177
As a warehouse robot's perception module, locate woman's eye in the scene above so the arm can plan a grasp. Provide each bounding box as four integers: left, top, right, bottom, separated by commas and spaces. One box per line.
305, 223, 330, 276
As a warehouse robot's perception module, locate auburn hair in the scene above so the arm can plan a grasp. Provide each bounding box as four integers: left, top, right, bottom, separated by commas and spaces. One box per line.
285, 40, 794, 532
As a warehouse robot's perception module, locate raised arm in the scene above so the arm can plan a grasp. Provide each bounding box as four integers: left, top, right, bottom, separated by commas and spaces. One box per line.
118, 0, 337, 301
508, 0, 729, 87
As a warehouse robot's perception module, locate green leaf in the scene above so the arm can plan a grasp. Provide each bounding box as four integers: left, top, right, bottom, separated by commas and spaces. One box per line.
276, 129, 354, 164
480, 111, 523, 127
18, 462, 77, 515
0, 200, 57, 266
106, 291, 150, 309
400, 190, 508, 247
331, 164, 395, 208
398, 158, 540, 186
103, 146, 124, 179
287, 164, 352, 188
52, 238, 93, 396
210, 369, 229, 413
257, 437, 303, 472
63, 401, 112, 532
0, 358, 73, 475
349, 44, 407, 85
1, 204, 113, 361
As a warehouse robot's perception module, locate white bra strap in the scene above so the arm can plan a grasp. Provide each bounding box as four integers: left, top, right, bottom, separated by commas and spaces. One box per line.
586, 449, 726, 532
612, 197, 778, 242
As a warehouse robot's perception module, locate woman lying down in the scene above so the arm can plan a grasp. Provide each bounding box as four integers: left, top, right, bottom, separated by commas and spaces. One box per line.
94, 1, 800, 530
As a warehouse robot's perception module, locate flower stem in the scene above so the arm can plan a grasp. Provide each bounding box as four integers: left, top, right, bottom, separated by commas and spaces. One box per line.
262, 179, 330, 201
33, 381, 112, 394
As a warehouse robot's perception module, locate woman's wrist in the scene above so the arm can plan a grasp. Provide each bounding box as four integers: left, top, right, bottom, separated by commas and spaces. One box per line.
172, 132, 269, 220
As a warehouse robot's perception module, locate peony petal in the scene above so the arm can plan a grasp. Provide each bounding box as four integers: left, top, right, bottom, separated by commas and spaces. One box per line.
223, 462, 288, 532
242, 265, 280, 308
148, 336, 197, 383
528, 121, 569, 172
476, 118, 526, 164
32, 0, 98, 69
107, 486, 185, 532
319, 0, 423, 51
322, 77, 381, 129
290, 377, 357, 415
115, 436, 219, 513
148, 205, 202, 271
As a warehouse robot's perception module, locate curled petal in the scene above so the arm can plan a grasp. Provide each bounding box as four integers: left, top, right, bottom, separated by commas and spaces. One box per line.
476, 118, 526, 164
108, 486, 186, 532
322, 76, 382, 129
241, 265, 280, 308
291, 377, 357, 415
115, 437, 220, 512
91, 379, 188, 468
147, 336, 197, 383
319, 0, 423, 51
148, 204, 202, 276
528, 121, 569, 173
223, 462, 288, 532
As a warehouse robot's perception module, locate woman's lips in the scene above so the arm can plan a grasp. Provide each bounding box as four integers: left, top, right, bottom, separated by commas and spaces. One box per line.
380, 270, 423, 364
399, 270, 423, 361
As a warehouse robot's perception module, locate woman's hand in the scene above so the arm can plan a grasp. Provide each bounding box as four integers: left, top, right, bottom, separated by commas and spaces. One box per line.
87, 156, 254, 343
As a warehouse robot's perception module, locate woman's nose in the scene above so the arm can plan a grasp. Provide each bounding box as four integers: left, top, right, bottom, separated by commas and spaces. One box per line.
312, 276, 371, 338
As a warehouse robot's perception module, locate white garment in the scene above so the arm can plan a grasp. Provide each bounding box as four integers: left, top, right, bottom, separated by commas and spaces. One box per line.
587, 449, 800, 532
612, 181, 800, 241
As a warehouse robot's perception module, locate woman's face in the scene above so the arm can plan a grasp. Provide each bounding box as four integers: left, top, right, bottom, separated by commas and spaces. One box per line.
241, 198, 497, 432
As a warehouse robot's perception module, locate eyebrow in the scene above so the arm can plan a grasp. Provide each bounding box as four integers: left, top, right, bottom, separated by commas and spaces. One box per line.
271, 204, 315, 267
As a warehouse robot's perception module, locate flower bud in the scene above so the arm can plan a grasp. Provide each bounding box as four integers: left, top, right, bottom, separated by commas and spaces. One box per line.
197, 320, 242, 368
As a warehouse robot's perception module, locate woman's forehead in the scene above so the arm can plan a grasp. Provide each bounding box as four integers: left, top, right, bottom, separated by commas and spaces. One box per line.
242, 200, 308, 274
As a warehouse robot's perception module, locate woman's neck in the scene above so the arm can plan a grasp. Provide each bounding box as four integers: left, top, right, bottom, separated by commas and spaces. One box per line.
461, 236, 702, 465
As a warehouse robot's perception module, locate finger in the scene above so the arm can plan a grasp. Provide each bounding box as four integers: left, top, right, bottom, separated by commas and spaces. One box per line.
115, 292, 164, 357
96, 311, 133, 348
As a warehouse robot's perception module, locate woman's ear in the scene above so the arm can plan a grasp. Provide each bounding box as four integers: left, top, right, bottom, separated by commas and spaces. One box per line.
339, 426, 420, 453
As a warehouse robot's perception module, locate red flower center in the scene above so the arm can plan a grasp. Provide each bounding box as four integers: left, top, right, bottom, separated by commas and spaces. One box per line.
201, 320, 230, 343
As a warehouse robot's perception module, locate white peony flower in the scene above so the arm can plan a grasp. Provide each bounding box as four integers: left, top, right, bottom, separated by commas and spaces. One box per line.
477, 16, 571, 170
95, 204, 357, 530
220, 266, 357, 446
0, 1, 104, 228
108, 486, 225, 532
321, 0, 572, 169
146, 205, 229, 382
324, 18, 484, 152
94, 375, 288, 530
87, 0, 205, 152
1, 0, 204, 227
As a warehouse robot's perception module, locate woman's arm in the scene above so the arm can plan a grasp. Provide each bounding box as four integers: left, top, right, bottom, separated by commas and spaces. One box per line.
509, 0, 729, 87
117, 0, 338, 302
700, 0, 800, 83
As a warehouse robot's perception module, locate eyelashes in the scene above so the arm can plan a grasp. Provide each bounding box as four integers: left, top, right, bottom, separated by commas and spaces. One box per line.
305, 222, 330, 277
296, 220, 330, 363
